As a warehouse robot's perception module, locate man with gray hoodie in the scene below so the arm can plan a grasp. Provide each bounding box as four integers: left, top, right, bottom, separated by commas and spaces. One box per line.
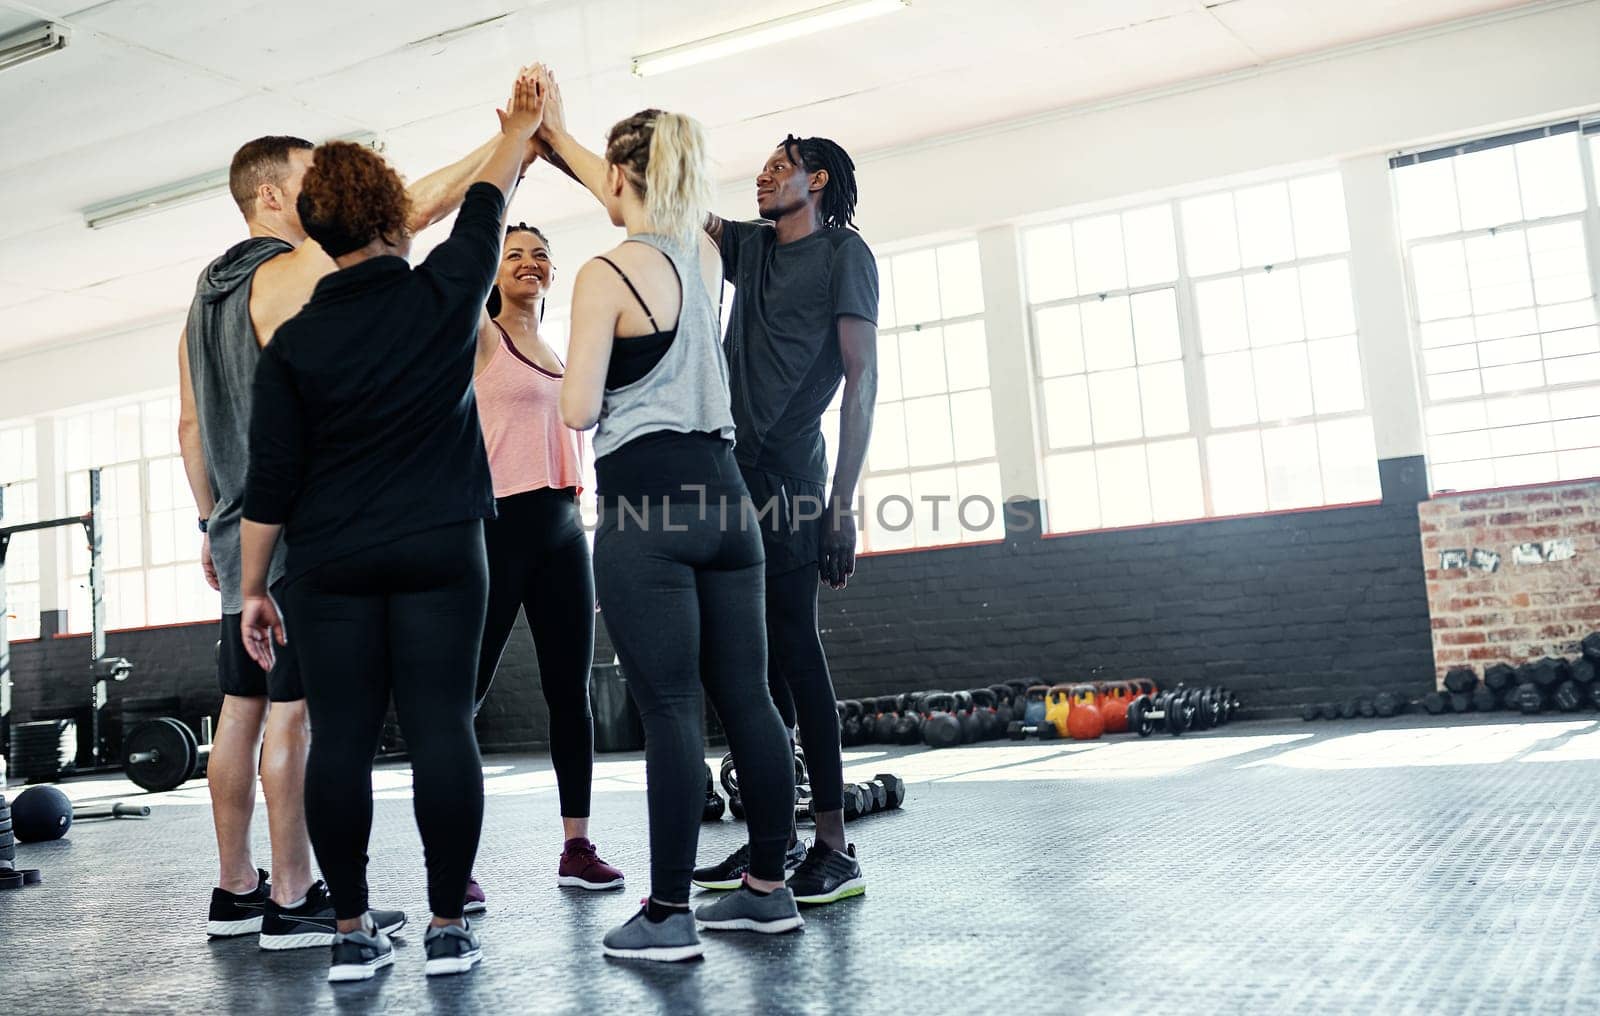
178, 130, 506, 949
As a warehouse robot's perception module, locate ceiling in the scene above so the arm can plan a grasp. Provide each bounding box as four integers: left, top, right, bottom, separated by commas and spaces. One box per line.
0, 0, 1542, 360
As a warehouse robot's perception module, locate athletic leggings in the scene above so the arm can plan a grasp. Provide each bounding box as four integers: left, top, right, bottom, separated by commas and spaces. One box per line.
763, 565, 845, 813
592, 494, 795, 905
286, 521, 487, 921
475, 487, 595, 818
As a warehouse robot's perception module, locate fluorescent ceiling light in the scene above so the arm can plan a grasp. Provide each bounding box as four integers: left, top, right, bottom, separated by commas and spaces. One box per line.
631, 0, 909, 77
84, 133, 381, 230
0, 22, 70, 73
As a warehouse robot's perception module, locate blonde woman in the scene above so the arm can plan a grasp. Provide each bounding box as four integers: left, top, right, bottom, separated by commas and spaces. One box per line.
545, 95, 802, 961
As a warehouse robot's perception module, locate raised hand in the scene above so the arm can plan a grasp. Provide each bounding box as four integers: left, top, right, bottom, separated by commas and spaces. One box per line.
536, 65, 566, 141
497, 65, 545, 140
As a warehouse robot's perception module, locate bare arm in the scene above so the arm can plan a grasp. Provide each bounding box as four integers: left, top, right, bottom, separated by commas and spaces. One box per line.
532, 66, 610, 205
177, 331, 221, 591
403, 134, 501, 235
704, 212, 727, 251
560, 260, 620, 430
822, 317, 878, 589
238, 519, 285, 670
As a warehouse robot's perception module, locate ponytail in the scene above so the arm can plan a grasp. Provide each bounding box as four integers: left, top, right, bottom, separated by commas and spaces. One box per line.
606, 109, 712, 243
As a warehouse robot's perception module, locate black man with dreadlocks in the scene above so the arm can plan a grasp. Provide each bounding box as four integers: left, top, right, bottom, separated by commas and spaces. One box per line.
691, 135, 880, 905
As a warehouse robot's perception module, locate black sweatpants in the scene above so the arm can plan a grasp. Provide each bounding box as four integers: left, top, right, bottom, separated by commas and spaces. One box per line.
476, 487, 596, 818
592, 495, 794, 905
285, 521, 487, 921
763, 565, 845, 813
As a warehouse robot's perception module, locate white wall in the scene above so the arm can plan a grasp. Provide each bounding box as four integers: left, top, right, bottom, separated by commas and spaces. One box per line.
4, 0, 1599, 422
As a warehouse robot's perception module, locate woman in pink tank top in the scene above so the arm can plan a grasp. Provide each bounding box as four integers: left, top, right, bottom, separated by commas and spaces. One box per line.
465, 224, 622, 907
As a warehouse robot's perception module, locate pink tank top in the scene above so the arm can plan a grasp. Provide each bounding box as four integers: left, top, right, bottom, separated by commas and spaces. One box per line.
474, 322, 584, 499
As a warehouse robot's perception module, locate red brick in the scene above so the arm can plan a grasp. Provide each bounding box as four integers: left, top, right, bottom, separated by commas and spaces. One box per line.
1467, 646, 1503, 661
1524, 492, 1557, 504
1560, 487, 1596, 502
1441, 631, 1488, 645
1431, 617, 1461, 630
1460, 497, 1505, 511
1491, 512, 1530, 525
1435, 648, 1469, 664
1447, 597, 1482, 611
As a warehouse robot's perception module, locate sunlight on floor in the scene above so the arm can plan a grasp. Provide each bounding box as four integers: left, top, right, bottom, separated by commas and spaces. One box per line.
1240, 722, 1595, 770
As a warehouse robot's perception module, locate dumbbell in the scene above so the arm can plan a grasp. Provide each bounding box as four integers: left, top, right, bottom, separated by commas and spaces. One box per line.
1127, 691, 1190, 737
125, 716, 214, 793
1006, 719, 1058, 740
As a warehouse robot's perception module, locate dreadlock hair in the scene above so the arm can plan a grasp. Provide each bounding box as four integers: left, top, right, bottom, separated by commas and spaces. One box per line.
781, 134, 859, 230
604, 109, 713, 244
486, 223, 553, 319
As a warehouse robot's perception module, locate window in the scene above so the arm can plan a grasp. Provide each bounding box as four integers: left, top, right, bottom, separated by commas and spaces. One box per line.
1393, 121, 1600, 492
1025, 172, 1379, 533
822, 239, 1005, 551
61, 396, 213, 632
1, 422, 40, 641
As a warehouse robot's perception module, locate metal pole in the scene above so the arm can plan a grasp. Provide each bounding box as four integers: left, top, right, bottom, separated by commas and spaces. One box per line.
1, 483, 11, 779
86, 468, 107, 766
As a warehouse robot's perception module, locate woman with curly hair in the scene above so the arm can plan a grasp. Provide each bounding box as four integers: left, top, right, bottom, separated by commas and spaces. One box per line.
237, 70, 545, 982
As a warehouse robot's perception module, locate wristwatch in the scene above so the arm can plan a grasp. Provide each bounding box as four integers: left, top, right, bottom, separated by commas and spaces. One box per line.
198, 517, 209, 534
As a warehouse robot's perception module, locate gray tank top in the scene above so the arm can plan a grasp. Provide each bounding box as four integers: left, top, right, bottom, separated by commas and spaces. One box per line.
591, 234, 735, 460
184, 237, 292, 612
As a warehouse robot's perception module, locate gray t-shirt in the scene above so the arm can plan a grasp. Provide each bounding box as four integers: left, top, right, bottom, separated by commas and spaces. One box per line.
185, 237, 292, 613
720, 221, 878, 484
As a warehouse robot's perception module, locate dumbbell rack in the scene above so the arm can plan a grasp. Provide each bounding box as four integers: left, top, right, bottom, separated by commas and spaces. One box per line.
1, 469, 135, 782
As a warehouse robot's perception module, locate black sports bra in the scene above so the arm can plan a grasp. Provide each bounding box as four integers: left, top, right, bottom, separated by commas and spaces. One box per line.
595, 255, 678, 389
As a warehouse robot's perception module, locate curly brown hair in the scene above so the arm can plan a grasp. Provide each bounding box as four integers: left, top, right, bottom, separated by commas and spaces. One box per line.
296, 141, 411, 258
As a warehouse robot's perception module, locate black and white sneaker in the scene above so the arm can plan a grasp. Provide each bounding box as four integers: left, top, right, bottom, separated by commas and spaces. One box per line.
328, 926, 394, 983
259, 880, 407, 951
691, 839, 807, 891
207, 869, 270, 937
788, 843, 865, 905
424, 921, 483, 977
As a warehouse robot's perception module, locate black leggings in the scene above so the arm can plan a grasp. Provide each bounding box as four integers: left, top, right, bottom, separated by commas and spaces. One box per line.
476, 487, 596, 818
592, 495, 794, 905
764, 564, 845, 813
286, 521, 487, 921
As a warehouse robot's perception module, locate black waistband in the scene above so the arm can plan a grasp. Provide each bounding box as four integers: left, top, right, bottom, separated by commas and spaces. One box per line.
595, 430, 743, 502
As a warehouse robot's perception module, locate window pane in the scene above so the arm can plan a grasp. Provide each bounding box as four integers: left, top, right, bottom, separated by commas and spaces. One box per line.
142, 397, 176, 458
1146, 438, 1203, 522
1298, 260, 1356, 339
1527, 221, 1591, 305
1195, 277, 1249, 353
1308, 336, 1366, 414
1411, 240, 1472, 322
1072, 214, 1126, 294
1045, 451, 1099, 533
1088, 368, 1142, 443
1261, 424, 1323, 509
1130, 289, 1180, 363
1024, 224, 1077, 303
890, 248, 941, 325
1081, 296, 1135, 372
1318, 417, 1380, 504
114, 405, 141, 463
942, 321, 989, 392
1254, 344, 1315, 421
1181, 192, 1240, 276
949, 390, 996, 461
878, 333, 903, 402
1139, 362, 1189, 437
1206, 352, 1258, 428
1515, 134, 1585, 220
1096, 445, 1152, 527
1395, 159, 1459, 239
1464, 230, 1532, 314
1455, 146, 1522, 231
863, 474, 915, 553
1207, 432, 1266, 516
1244, 268, 1304, 348
867, 403, 908, 472
956, 462, 1005, 542
1235, 182, 1295, 267
935, 242, 984, 319
910, 468, 961, 547
1122, 205, 1177, 287
1034, 304, 1085, 378
902, 396, 954, 466
1289, 173, 1350, 257
898, 327, 948, 398
876, 257, 897, 330
1043, 376, 1093, 449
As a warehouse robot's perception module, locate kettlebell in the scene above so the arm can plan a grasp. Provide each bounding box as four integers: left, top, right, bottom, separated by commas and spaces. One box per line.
921, 692, 961, 749
1044, 684, 1073, 738
952, 691, 979, 744
989, 684, 1014, 728
842, 700, 865, 746
893, 693, 926, 744
874, 697, 901, 743
970, 688, 1001, 741
1023, 685, 1049, 725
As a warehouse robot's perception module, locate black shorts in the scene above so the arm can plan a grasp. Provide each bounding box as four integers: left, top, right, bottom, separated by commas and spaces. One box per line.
740, 466, 826, 577
218, 608, 303, 702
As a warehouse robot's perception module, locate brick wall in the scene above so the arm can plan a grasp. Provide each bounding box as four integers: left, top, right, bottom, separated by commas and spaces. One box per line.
1419, 480, 1600, 685
6, 496, 1440, 747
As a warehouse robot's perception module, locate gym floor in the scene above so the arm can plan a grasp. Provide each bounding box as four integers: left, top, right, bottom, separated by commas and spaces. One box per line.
6, 714, 1600, 1014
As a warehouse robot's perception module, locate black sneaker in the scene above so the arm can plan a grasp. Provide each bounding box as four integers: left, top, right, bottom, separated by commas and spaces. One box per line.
328, 926, 394, 983
788, 843, 865, 905
424, 921, 484, 977
259, 880, 408, 951
207, 869, 270, 937
692, 839, 807, 891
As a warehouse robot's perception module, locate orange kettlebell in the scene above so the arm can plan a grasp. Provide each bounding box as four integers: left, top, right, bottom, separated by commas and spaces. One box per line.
1100, 683, 1131, 734
1067, 684, 1104, 740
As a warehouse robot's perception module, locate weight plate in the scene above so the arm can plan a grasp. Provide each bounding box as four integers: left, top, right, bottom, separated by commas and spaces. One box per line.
124, 717, 195, 793
165, 717, 201, 780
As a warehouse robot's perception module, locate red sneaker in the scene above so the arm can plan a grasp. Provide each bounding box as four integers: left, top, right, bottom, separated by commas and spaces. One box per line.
556, 838, 625, 891
463, 875, 487, 915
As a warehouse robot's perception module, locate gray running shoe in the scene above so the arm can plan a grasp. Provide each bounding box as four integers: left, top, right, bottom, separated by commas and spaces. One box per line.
601, 906, 704, 962
694, 884, 804, 934
423, 921, 483, 977
327, 927, 393, 983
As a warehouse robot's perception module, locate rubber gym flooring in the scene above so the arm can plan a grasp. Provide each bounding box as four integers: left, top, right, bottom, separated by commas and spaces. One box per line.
6, 714, 1600, 1014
